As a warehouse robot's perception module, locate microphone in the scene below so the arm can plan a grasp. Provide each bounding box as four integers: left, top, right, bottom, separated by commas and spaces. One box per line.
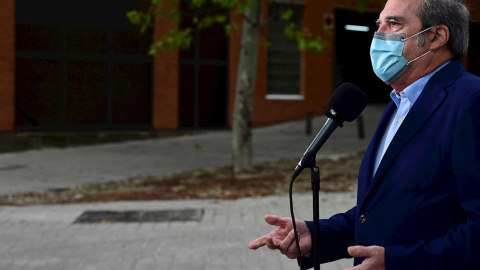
292, 82, 367, 179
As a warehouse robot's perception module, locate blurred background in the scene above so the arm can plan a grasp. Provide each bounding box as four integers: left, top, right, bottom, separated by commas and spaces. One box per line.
0, 1, 479, 269
2, 0, 478, 151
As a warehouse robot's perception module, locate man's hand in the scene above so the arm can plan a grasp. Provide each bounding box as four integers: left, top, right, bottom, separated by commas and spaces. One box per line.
345, 245, 385, 270
248, 214, 312, 259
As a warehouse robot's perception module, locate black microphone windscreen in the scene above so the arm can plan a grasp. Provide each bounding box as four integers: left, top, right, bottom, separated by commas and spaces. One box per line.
328, 82, 368, 122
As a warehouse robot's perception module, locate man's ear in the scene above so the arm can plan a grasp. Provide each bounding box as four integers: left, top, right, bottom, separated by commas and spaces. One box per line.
429, 24, 450, 51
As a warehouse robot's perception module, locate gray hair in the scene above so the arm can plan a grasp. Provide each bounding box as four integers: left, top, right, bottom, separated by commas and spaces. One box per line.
415, 0, 470, 59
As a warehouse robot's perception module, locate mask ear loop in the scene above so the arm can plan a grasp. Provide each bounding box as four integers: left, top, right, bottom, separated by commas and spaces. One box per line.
407, 50, 432, 64
400, 26, 435, 42
403, 26, 435, 64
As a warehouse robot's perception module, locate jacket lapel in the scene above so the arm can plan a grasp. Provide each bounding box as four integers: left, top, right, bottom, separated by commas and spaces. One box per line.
371, 88, 446, 183
357, 102, 396, 200
362, 60, 463, 201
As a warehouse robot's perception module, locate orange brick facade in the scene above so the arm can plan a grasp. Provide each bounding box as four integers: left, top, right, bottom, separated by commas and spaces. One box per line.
0, 0, 15, 131
152, 2, 180, 130
2, 0, 480, 132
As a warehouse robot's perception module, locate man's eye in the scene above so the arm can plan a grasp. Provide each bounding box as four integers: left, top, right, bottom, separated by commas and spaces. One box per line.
389, 21, 399, 27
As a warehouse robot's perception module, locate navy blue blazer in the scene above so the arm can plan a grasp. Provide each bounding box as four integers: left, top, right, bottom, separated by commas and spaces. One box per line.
303, 60, 480, 269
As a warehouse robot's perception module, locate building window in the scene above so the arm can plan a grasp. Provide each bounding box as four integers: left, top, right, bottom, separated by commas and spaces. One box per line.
15, 0, 153, 131
178, 1, 229, 129
266, 2, 304, 100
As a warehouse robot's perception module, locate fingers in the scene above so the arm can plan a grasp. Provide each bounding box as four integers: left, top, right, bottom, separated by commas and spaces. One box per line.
264, 214, 289, 227
346, 246, 386, 270
280, 229, 299, 259
249, 217, 311, 261
265, 234, 278, 249
249, 215, 292, 251
249, 233, 284, 250
348, 246, 370, 258
248, 215, 285, 250
347, 245, 382, 258
279, 229, 295, 253
249, 236, 267, 250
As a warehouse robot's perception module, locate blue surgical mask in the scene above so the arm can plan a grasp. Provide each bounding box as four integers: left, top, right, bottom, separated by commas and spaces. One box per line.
370, 27, 433, 84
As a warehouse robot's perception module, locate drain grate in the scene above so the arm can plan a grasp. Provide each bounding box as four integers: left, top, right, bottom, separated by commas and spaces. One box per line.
0, 164, 28, 171
73, 209, 204, 224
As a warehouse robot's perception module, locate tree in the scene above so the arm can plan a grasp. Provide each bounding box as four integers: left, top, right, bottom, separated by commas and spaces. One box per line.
127, 0, 383, 173
231, 0, 263, 173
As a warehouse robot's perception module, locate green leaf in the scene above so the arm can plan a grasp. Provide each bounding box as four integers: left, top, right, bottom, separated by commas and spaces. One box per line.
148, 28, 194, 56
283, 24, 328, 53
297, 38, 307, 50
212, 0, 239, 10
126, 10, 154, 33
151, 0, 163, 6
284, 23, 296, 39
357, 0, 367, 13
140, 14, 153, 33
169, 10, 182, 23
281, 8, 294, 21
262, 40, 272, 48
225, 24, 232, 36
235, 0, 251, 16
190, 0, 207, 8
197, 16, 213, 28
126, 10, 142, 26
215, 14, 228, 24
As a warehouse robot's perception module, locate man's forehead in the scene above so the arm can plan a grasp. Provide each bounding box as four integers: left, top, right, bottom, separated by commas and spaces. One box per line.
380, 0, 421, 21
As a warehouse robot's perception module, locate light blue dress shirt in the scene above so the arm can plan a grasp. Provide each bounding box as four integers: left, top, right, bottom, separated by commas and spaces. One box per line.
373, 61, 450, 176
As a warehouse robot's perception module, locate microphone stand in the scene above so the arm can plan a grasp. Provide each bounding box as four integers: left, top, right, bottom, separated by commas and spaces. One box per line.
291, 156, 321, 270
291, 110, 345, 270
310, 162, 321, 270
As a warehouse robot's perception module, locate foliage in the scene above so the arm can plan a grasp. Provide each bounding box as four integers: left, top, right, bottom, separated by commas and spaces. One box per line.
149, 29, 194, 56
283, 21, 327, 52
127, 0, 327, 55
357, 0, 386, 13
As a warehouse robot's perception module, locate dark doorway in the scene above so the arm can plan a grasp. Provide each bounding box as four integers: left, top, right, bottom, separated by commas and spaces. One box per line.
179, 2, 229, 129
469, 22, 480, 77
334, 8, 391, 103
15, 0, 153, 132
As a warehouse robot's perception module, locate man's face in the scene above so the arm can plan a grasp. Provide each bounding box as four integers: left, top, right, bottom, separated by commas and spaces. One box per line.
377, 0, 423, 35
376, 0, 429, 82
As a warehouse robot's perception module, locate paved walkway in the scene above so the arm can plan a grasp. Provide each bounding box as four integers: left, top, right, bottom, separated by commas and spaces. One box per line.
0, 193, 357, 270
0, 105, 386, 270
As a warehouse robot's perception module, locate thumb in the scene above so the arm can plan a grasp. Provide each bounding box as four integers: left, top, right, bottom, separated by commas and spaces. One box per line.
348, 246, 370, 258
264, 215, 288, 226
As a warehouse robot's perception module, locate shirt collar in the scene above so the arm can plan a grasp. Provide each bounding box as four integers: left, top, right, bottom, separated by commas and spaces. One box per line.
390, 60, 451, 107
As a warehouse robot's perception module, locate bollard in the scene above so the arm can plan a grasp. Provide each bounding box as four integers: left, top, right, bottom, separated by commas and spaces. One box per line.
306, 111, 312, 135
357, 114, 365, 139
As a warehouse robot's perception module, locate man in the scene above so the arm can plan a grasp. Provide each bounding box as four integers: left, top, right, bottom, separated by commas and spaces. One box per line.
249, 0, 480, 269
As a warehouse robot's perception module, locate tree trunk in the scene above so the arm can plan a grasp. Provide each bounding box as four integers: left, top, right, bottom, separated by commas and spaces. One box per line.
232, 0, 262, 173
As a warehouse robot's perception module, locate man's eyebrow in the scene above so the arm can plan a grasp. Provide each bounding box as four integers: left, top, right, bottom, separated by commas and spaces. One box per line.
385, 15, 406, 22
376, 15, 406, 27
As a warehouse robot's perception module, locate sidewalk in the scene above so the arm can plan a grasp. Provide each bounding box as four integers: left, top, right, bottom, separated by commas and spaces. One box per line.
0, 105, 385, 270
0, 105, 385, 196
0, 193, 357, 270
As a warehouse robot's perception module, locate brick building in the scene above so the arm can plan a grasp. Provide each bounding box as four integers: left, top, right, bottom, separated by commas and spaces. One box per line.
1, 0, 479, 135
